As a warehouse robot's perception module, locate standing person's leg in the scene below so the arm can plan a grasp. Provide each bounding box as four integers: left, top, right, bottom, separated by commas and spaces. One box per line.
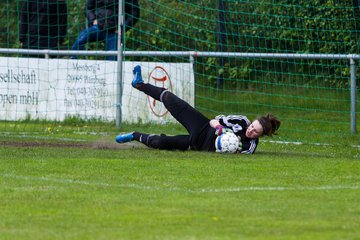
105, 32, 118, 61
132, 66, 210, 135
70, 25, 100, 58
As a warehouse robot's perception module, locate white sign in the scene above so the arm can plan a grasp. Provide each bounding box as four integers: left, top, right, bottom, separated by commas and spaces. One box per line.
0, 57, 194, 123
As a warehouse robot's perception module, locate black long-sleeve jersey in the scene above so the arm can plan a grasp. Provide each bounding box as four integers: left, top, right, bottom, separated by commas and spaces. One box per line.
215, 115, 259, 154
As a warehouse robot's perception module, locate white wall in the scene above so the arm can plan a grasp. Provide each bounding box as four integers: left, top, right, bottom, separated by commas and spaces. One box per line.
0, 57, 194, 123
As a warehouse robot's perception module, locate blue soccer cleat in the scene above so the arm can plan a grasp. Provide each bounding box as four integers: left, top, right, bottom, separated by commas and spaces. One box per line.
115, 132, 134, 143
131, 65, 144, 88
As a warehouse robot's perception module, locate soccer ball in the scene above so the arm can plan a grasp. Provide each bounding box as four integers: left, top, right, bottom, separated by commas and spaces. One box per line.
215, 131, 240, 153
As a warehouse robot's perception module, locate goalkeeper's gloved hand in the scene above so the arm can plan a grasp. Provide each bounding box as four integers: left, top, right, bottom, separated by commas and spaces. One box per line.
215, 124, 232, 136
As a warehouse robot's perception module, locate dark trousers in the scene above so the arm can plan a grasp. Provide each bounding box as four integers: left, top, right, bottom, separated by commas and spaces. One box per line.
136, 84, 212, 150
70, 25, 117, 61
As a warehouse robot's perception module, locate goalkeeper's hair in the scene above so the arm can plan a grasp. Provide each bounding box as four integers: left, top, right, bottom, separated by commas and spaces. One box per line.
257, 113, 281, 137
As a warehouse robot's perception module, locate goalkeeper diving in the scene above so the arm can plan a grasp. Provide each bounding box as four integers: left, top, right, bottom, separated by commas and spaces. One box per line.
116, 65, 280, 154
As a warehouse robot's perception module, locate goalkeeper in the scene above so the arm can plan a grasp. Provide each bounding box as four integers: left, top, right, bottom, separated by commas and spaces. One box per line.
116, 66, 280, 154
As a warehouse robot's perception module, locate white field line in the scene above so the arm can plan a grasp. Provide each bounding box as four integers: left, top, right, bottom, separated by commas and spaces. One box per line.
264, 140, 360, 148
2, 173, 360, 193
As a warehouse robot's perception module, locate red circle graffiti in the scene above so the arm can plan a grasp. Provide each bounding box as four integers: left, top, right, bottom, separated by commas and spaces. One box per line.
147, 66, 173, 117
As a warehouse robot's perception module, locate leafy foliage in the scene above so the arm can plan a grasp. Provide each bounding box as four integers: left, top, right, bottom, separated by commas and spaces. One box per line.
2, 1, 358, 52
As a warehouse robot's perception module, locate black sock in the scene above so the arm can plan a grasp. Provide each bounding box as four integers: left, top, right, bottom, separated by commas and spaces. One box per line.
133, 132, 150, 144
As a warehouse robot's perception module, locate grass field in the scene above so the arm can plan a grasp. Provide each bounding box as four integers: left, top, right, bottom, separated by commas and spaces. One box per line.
0, 125, 359, 240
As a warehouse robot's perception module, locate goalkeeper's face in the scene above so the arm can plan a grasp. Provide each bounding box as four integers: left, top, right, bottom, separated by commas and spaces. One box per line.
246, 120, 263, 139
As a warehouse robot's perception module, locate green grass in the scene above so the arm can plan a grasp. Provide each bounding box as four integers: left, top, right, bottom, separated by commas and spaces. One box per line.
1, 128, 359, 239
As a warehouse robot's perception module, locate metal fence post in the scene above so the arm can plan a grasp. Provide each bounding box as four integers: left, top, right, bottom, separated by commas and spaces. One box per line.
116, 0, 124, 129
350, 58, 357, 134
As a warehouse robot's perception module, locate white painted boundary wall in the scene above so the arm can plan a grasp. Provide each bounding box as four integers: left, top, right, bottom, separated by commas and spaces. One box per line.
0, 57, 194, 123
